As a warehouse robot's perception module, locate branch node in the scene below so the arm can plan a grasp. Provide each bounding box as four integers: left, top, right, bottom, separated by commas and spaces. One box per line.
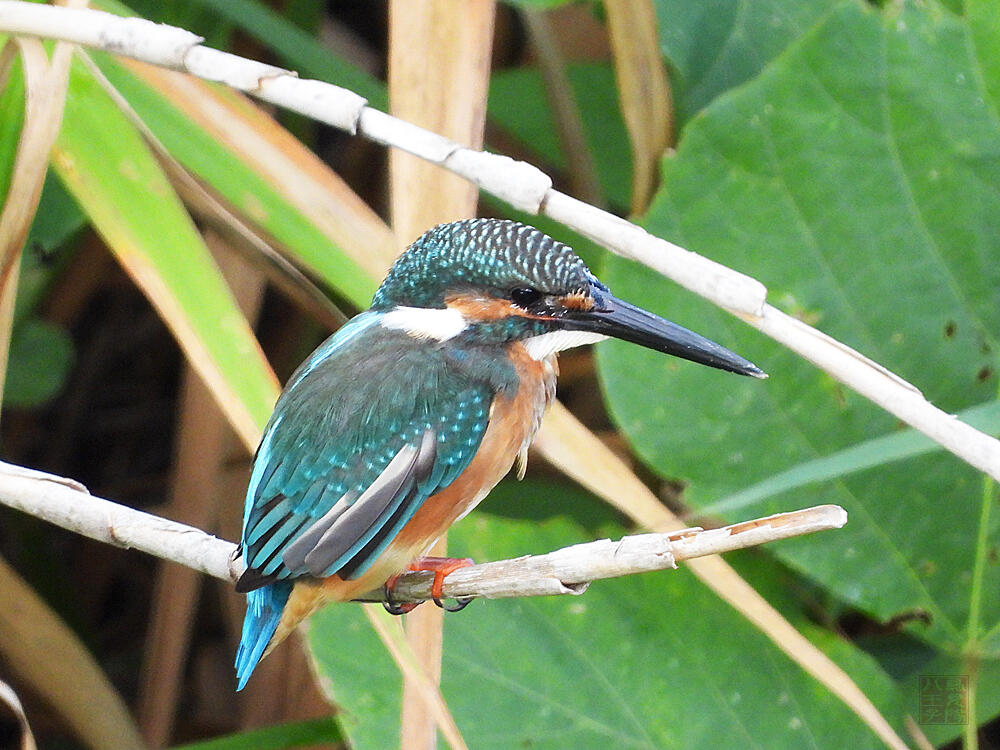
667, 527, 703, 542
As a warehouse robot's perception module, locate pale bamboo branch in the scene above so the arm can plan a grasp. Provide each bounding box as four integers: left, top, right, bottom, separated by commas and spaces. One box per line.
0, 461, 845, 603
0, 0, 766, 316
0, 1, 994, 488
357, 504, 847, 603
0, 461, 239, 581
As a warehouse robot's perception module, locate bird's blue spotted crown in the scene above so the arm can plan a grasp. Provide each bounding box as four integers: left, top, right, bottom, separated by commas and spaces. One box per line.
372, 219, 601, 310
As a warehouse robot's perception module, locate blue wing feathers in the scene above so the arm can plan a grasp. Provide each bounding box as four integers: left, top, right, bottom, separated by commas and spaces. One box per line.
303, 435, 430, 577
255, 519, 308, 570
239, 328, 496, 588
245, 500, 291, 546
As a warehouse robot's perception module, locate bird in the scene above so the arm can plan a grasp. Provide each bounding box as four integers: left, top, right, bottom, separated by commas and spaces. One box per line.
234, 218, 764, 689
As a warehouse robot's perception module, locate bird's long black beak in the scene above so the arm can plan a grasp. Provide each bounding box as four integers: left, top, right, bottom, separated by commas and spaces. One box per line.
563, 291, 766, 378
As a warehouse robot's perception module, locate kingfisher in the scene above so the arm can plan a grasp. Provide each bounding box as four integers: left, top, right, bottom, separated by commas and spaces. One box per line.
234, 218, 764, 689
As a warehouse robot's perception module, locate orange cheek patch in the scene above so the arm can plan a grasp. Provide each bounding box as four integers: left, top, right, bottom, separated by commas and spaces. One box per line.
445, 294, 518, 322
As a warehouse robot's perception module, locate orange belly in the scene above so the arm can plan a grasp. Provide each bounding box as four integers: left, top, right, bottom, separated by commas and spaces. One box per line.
267, 345, 557, 652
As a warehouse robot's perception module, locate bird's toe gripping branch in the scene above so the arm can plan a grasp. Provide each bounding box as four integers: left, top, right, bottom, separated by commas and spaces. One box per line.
382, 556, 475, 615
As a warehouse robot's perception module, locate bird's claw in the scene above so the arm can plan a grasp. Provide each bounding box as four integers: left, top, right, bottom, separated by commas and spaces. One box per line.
433, 595, 474, 612
382, 574, 420, 615
382, 598, 418, 615
382, 556, 476, 615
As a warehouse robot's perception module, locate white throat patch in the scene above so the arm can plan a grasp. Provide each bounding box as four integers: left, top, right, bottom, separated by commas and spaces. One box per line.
523, 330, 608, 360
380, 306, 468, 342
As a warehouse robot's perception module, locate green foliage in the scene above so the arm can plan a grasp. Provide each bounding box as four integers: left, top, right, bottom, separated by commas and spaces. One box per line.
1, 65, 79, 410
0, 52, 24, 207
3, 0, 998, 746
654, 0, 842, 125
17, 174, 86, 320
90, 0, 378, 308
22, 174, 85, 264
4, 319, 73, 407
310, 504, 906, 749
53, 59, 280, 430
169, 718, 342, 750
701, 399, 1000, 518
598, 0, 1000, 743
89, 50, 377, 308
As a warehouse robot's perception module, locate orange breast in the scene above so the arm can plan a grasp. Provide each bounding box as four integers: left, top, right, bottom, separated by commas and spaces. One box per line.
392, 342, 557, 561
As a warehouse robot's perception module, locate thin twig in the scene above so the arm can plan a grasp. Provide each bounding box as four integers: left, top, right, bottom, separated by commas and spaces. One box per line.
0, 461, 238, 580
0, 461, 846, 603
359, 505, 847, 603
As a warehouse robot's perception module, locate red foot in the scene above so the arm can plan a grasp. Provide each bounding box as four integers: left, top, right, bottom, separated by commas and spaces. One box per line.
408, 556, 475, 600
382, 556, 475, 615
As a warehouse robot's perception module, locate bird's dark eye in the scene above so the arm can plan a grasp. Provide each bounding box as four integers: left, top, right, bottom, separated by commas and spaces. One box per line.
510, 287, 543, 308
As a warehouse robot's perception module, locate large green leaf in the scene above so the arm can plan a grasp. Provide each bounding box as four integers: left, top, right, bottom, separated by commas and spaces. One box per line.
53, 59, 279, 438
309, 506, 907, 749
969, 0, 1000, 109
597, 0, 1000, 669
168, 717, 342, 750
654, 0, 841, 124
4, 319, 72, 407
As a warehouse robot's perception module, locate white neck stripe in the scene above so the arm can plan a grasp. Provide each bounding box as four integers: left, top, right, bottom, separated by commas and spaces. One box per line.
523, 330, 608, 360
380, 306, 468, 342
